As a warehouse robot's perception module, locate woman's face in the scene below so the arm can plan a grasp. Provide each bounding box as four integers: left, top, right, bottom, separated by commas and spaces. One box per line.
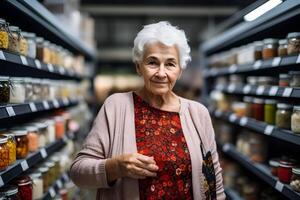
136, 42, 182, 96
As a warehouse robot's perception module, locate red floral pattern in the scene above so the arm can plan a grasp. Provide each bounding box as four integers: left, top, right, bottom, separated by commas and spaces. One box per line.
133, 93, 193, 200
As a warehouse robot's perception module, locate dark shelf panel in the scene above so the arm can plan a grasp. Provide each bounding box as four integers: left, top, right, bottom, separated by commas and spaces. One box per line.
0, 50, 91, 80
42, 172, 70, 200
224, 187, 244, 200
204, 55, 300, 78
218, 143, 300, 200
0, 136, 69, 187
0, 97, 81, 120
211, 109, 300, 147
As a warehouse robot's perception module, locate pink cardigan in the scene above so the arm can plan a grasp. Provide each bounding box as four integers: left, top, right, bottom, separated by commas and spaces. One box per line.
70, 92, 225, 200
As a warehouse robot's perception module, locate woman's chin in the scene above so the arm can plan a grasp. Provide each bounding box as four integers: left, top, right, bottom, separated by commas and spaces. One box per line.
148, 87, 170, 95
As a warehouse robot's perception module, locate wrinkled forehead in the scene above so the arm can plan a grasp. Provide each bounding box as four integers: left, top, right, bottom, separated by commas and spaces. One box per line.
143, 41, 180, 61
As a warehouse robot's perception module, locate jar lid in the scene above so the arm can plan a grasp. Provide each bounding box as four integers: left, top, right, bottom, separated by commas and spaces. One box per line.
36, 37, 44, 43
51, 156, 60, 162
33, 122, 48, 129
0, 185, 18, 196
25, 126, 38, 132
44, 119, 55, 125
8, 26, 19, 32
22, 32, 36, 39
14, 175, 32, 186
269, 159, 279, 167
29, 172, 42, 179
253, 98, 264, 104
44, 162, 55, 168
293, 106, 300, 111
289, 71, 300, 75
258, 76, 277, 82
292, 167, 300, 174
38, 167, 49, 173
247, 76, 258, 84
263, 38, 278, 44
253, 41, 263, 47
287, 32, 300, 39
0, 76, 9, 81
10, 129, 27, 136
9, 77, 24, 82
0, 136, 8, 144
265, 99, 277, 104
243, 96, 253, 103
277, 103, 292, 109
279, 74, 290, 79
279, 39, 288, 45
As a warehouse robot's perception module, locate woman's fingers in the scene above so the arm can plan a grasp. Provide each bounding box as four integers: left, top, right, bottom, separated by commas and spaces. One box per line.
136, 153, 156, 164
131, 165, 157, 177
133, 158, 159, 172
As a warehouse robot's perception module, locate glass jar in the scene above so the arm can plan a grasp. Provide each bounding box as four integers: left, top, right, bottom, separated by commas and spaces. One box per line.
26, 126, 39, 152
264, 99, 277, 125
0, 185, 20, 200
11, 129, 29, 159
254, 41, 263, 60
14, 175, 32, 200
45, 162, 55, 185
262, 39, 278, 60
276, 103, 293, 129
291, 106, 300, 134
278, 159, 294, 183
9, 77, 25, 103
36, 37, 44, 62
38, 167, 49, 193
43, 40, 51, 63
232, 102, 247, 117
24, 78, 34, 102
29, 172, 43, 200
287, 32, 300, 55
0, 18, 9, 50
279, 74, 290, 87
40, 80, 50, 100
22, 32, 36, 58
243, 96, 253, 117
0, 136, 9, 171
247, 76, 258, 86
290, 167, 300, 192
252, 98, 264, 121
19, 32, 28, 56
243, 182, 258, 200
257, 76, 277, 86
45, 119, 56, 143
269, 159, 279, 176
51, 156, 61, 179
8, 26, 20, 53
60, 189, 68, 200
289, 71, 300, 87
32, 79, 42, 101
0, 76, 11, 103
55, 116, 65, 139
32, 123, 46, 148
3, 134, 16, 165
249, 136, 267, 163
278, 39, 288, 57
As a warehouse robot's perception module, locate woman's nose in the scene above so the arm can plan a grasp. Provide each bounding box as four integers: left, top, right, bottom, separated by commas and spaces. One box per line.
156, 65, 167, 77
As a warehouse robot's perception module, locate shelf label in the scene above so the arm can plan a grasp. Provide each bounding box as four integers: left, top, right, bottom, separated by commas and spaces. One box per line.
228, 84, 236, 93
29, 103, 37, 112
264, 125, 274, 135
222, 143, 230, 152
53, 99, 59, 108
253, 60, 262, 69
256, 86, 265, 95
49, 187, 56, 198
35, 59, 41, 69
0, 176, 4, 187
20, 55, 28, 66
272, 57, 281, 66
21, 160, 29, 171
43, 101, 50, 110
239, 117, 248, 126
275, 181, 284, 192
47, 63, 54, 72
243, 85, 251, 94
229, 114, 237, 122
6, 107, 16, 117
215, 110, 222, 118
229, 64, 237, 73
57, 180, 63, 189
282, 88, 293, 97
40, 148, 47, 158
0, 50, 6, 60
296, 54, 300, 64
63, 98, 69, 105
269, 86, 278, 96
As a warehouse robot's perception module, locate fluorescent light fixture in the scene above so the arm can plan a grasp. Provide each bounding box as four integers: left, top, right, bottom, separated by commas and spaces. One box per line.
244, 0, 283, 21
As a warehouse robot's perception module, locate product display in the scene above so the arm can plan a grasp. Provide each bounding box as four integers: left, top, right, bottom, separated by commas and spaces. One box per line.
276, 103, 293, 130
8, 26, 20, 53
279, 74, 290, 87
0, 136, 9, 171
29, 173, 43, 200
278, 159, 294, 183
290, 168, 300, 192
278, 39, 288, 57
14, 175, 32, 200
287, 32, 300, 55
269, 159, 279, 176
291, 106, 300, 134
289, 71, 300, 87
26, 126, 39, 152
11, 129, 29, 159
264, 99, 277, 125
0, 185, 20, 199
4, 134, 16, 165
0, 18, 9, 50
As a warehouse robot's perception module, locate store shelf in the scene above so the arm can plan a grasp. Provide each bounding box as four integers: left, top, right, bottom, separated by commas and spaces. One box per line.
213, 84, 300, 99
211, 109, 300, 146
0, 50, 90, 80
0, 97, 81, 120
42, 172, 70, 200
0, 136, 69, 187
224, 187, 244, 200
218, 142, 300, 200
204, 55, 300, 78
0, 0, 96, 60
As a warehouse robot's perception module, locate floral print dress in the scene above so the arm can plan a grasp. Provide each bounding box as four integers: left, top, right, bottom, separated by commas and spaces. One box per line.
133, 93, 194, 200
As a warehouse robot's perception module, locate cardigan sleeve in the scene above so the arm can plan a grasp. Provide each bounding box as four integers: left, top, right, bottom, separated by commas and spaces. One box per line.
69, 99, 114, 189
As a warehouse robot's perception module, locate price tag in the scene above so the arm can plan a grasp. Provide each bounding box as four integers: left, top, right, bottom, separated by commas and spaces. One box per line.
49, 187, 56, 198
21, 160, 29, 171
6, 107, 16, 117
0, 50, 6, 60
275, 181, 284, 192
57, 180, 63, 188
239, 117, 248, 126
63, 98, 69, 105
272, 57, 281, 66
222, 143, 230, 152
20, 55, 28, 65
296, 54, 300, 64
59, 67, 65, 74
269, 86, 278, 96
229, 114, 237, 122
243, 85, 251, 94
0, 176, 4, 187
53, 99, 59, 108
215, 110, 222, 118
264, 125, 274, 135
253, 60, 262, 69
47, 63, 54, 72
282, 88, 293, 97
229, 64, 237, 73
256, 86, 265, 95
40, 148, 47, 158
228, 84, 236, 93
29, 103, 37, 112
43, 101, 50, 110
35, 59, 41, 69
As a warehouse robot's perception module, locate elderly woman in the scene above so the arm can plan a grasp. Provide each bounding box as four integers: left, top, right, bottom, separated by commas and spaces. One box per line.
70, 21, 225, 200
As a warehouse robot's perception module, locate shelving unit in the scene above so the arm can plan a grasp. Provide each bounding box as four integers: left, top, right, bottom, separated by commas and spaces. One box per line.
200, 0, 300, 199
42, 172, 70, 200
224, 187, 244, 200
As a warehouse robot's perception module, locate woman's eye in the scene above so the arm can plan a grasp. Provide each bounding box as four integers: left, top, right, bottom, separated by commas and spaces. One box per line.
166, 63, 175, 67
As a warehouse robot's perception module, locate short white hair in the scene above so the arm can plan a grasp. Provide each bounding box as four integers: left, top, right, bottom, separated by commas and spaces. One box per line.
132, 21, 191, 69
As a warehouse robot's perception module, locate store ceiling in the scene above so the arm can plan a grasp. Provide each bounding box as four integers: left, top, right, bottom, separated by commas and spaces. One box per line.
80, 0, 257, 63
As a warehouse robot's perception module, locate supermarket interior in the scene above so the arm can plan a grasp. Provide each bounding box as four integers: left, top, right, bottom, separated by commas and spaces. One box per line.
0, 0, 300, 199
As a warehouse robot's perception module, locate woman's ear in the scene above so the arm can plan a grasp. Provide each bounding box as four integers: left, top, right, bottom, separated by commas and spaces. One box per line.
135, 63, 142, 76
